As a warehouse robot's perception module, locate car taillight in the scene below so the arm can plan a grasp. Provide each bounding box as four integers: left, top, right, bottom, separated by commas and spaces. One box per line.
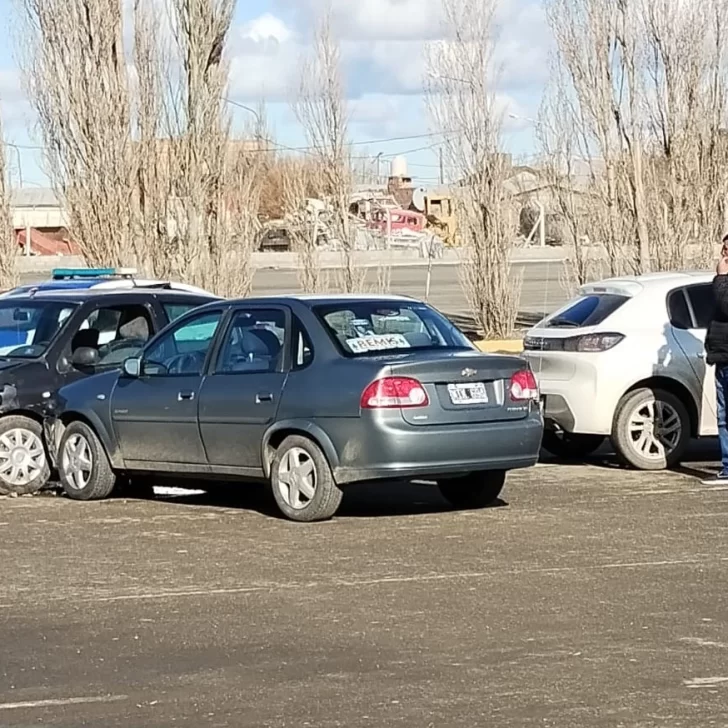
509, 369, 539, 402
566, 333, 624, 352
361, 377, 430, 409
524, 333, 624, 352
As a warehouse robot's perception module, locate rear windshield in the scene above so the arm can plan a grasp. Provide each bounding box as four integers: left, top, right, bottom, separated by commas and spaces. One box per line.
542, 294, 629, 329
313, 302, 475, 356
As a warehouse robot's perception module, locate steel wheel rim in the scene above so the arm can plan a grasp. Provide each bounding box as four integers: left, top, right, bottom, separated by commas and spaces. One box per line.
0, 428, 45, 487
277, 447, 316, 510
627, 398, 682, 461
62, 434, 93, 491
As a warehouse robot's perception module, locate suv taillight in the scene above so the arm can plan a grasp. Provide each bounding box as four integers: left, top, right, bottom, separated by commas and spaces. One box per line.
509, 369, 539, 402
361, 377, 430, 409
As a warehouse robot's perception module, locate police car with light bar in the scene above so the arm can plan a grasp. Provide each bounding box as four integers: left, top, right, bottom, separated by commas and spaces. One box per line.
0, 268, 218, 495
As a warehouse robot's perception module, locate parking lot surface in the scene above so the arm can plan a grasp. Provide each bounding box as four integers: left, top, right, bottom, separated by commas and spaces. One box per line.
1, 453, 727, 727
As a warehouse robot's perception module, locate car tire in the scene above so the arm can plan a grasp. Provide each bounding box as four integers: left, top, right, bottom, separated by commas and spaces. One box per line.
438, 470, 507, 510
0, 415, 51, 496
612, 387, 690, 471
541, 430, 605, 460
58, 421, 118, 501
270, 435, 343, 522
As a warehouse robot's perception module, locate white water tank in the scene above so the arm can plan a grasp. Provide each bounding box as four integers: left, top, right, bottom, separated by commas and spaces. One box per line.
390, 155, 408, 178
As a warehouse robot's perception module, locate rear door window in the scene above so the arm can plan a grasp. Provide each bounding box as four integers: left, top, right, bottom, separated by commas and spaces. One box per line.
668, 290, 693, 330
542, 294, 629, 329
685, 284, 714, 330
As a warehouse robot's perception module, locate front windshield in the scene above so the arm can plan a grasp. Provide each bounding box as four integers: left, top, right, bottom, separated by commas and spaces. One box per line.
314, 301, 475, 356
0, 301, 78, 358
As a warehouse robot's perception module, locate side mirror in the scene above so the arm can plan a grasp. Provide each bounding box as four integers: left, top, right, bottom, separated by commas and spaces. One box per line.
71, 346, 99, 368
122, 356, 141, 378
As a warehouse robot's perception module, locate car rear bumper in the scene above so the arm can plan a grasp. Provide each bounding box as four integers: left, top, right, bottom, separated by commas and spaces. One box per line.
328, 411, 544, 485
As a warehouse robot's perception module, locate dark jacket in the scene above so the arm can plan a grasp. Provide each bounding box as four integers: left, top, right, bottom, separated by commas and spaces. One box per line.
706, 275, 728, 365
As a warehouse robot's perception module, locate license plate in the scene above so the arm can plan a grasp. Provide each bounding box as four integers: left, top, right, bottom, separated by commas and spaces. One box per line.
448, 382, 488, 405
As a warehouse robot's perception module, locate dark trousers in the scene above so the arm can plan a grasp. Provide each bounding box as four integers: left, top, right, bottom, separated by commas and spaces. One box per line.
716, 365, 728, 475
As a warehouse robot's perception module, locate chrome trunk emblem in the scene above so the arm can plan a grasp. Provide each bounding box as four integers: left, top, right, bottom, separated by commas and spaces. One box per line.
461, 368, 478, 377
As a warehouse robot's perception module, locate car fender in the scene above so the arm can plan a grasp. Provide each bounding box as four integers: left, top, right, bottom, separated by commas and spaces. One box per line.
53, 408, 124, 470
262, 420, 341, 477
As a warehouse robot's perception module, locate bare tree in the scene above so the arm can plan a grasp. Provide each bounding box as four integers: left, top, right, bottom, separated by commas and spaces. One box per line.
545, 0, 728, 275
17, 0, 137, 267
132, 0, 172, 276
295, 12, 365, 293
426, 0, 521, 339
0, 117, 17, 289
281, 158, 324, 293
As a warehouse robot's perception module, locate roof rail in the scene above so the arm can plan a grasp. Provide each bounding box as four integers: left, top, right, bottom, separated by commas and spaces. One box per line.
51, 267, 138, 281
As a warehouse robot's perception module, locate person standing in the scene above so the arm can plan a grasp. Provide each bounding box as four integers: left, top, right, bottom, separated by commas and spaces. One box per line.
703, 234, 728, 484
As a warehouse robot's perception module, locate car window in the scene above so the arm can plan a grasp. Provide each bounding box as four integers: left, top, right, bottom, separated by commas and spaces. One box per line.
313, 301, 473, 357
143, 311, 222, 377
71, 304, 153, 368
163, 302, 207, 323
292, 317, 314, 370
542, 294, 629, 329
685, 284, 714, 330
668, 290, 693, 330
0, 301, 77, 358
216, 309, 286, 374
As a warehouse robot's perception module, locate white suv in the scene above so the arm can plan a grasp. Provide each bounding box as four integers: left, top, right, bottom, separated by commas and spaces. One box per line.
522, 272, 718, 470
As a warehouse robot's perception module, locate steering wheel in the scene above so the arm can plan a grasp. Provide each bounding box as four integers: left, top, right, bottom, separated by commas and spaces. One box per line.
97, 338, 147, 362
165, 351, 205, 375
99, 338, 148, 355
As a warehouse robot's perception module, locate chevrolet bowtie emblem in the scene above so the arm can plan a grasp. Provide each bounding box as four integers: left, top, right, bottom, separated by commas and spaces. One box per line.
462, 368, 477, 377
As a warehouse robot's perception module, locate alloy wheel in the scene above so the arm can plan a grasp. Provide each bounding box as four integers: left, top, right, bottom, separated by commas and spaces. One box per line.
277, 447, 317, 510
62, 433, 94, 491
627, 398, 682, 461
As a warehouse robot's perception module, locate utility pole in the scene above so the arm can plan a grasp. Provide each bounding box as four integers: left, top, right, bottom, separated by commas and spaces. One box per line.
439, 148, 444, 185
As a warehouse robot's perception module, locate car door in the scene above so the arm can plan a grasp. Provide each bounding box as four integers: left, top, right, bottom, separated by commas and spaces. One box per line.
669, 284, 718, 436
198, 306, 289, 471
111, 308, 225, 467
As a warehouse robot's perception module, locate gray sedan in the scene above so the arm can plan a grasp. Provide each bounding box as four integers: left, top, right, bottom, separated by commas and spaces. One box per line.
45, 295, 543, 522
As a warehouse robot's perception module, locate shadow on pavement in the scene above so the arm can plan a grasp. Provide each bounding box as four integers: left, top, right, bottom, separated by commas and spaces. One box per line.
539, 438, 720, 478
132, 479, 509, 520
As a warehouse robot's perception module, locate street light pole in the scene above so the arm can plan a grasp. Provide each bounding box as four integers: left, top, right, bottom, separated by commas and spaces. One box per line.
4, 144, 23, 187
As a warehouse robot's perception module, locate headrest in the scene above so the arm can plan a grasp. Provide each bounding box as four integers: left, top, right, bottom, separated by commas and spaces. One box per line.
241, 329, 281, 358
72, 328, 100, 350
119, 316, 150, 340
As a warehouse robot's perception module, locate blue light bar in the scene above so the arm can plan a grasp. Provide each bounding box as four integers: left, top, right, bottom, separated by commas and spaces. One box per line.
51, 267, 137, 280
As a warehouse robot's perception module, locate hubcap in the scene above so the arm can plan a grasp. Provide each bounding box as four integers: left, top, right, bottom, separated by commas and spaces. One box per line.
0, 428, 45, 487
628, 398, 682, 461
62, 434, 93, 490
277, 447, 316, 510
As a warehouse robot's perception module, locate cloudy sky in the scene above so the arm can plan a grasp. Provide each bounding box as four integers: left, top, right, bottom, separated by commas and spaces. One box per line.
0, 0, 551, 187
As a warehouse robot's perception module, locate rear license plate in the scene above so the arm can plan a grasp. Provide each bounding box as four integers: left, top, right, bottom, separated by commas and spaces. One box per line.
448, 382, 488, 405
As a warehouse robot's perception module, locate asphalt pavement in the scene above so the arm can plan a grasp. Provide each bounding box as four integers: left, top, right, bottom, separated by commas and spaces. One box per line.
18, 259, 570, 328
1, 449, 727, 727
252, 259, 569, 324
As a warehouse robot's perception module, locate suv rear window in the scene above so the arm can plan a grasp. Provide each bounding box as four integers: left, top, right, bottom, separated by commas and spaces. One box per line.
543, 294, 629, 329
313, 301, 474, 356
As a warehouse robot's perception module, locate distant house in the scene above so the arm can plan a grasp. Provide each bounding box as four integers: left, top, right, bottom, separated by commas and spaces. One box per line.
10, 188, 78, 256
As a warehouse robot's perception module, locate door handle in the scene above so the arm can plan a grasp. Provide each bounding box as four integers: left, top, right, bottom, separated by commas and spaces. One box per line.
256, 392, 274, 404
178, 391, 195, 401
698, 352, 706, 360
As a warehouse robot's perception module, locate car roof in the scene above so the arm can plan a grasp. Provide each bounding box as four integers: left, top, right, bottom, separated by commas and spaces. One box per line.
581, 270, 714, 297
225, 293, 417, 307
0, 287, 219, 304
